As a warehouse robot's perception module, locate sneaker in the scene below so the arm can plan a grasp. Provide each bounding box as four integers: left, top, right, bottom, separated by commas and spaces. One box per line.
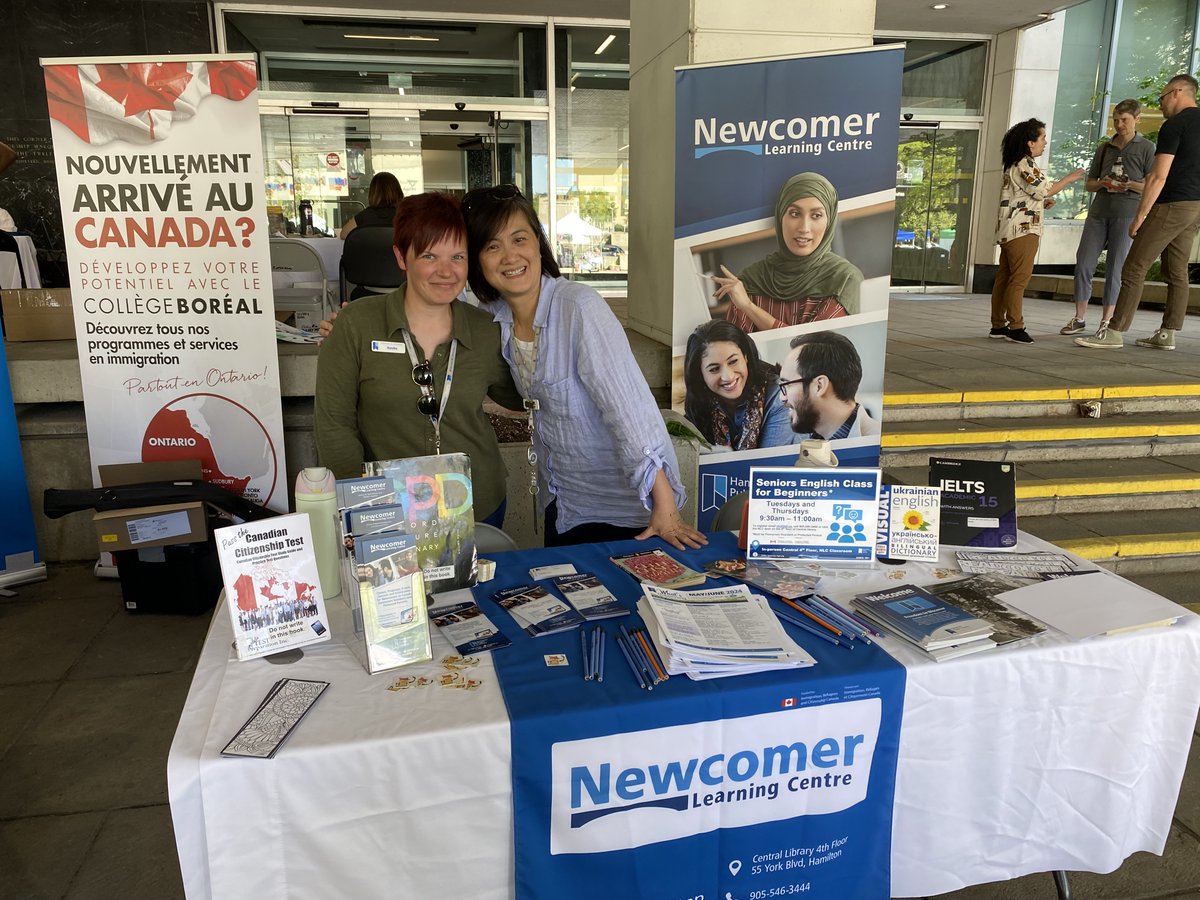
1060, 317, 1087, 335
989, 327, 1009, 339
1135, 328, 1176, 351
1075, 323, 1124, 349
1005, 328, 1034, 344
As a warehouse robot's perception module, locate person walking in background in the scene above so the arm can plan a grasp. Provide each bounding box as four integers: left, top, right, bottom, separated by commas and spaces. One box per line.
990, 119, 1085, 344
1077, 75, 1200, 352
1061, 100, 1156, 336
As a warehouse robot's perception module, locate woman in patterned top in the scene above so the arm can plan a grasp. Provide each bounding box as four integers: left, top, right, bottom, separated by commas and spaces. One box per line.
711, 172, 863, 333
683, 319, 796, 450
990, 119, 1084, 344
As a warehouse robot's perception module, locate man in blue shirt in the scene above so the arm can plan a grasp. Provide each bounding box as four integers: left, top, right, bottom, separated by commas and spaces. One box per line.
1077, 74, 1200, 351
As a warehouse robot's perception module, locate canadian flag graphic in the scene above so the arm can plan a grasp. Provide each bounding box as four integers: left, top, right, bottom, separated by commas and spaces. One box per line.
781, 697, 796, 708
44, 59, 256, 146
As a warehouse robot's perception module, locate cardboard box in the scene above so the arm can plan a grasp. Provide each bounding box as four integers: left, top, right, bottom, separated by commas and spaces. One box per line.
1, 288, 74, 341
94, 502, 207, 552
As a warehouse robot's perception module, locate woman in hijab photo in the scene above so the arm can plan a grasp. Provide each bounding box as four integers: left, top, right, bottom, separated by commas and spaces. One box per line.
712, 172, 863, 333
683, 319, 796, 450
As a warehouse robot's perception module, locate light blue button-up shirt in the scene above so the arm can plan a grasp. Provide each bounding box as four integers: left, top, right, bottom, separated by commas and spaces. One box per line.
487, 276, 685, 533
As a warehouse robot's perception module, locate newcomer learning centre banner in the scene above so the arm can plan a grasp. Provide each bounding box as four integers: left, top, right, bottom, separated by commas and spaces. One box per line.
672, 47, 903, 529
495, 535, 906, 900
42, 54, 286, 510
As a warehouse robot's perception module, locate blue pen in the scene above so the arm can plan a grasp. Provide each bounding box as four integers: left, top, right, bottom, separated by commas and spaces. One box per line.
630, 629, 658, 683
597, 630, 606, 683
615, 635, 647, 689
591, 626, 601, 680
581, 629, 592, 680
777, 608, 854, 649
804, 595, 867, 643
818, 593, 885, 638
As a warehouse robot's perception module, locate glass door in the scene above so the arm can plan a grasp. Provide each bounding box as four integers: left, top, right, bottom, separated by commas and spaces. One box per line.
892, 124, 979, 289
259, 99, 548, 236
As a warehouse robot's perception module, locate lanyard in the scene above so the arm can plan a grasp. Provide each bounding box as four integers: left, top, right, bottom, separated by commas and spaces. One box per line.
400, 328, 457, 455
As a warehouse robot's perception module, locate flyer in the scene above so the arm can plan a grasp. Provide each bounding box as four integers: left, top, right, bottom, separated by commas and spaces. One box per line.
215, 513, 331, 661
745, 466, 880, 562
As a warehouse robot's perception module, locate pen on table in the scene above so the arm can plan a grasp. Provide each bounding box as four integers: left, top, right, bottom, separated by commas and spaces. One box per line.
780, 596, 844, 637
640, 629, 670, 682
618, 624, 649, 678
635, 629, 668, 683
597, 629, 606, 683
818, 594, 886, 639
629, 628, 658, 684
615, 634, 648, 690
776, 608, 854, 649
581, 629, 592, 681
803, 595, 869, 643
591, 626, 601, 681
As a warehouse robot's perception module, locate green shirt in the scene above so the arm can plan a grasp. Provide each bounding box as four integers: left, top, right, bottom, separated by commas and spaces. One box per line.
314, 287, 523, 520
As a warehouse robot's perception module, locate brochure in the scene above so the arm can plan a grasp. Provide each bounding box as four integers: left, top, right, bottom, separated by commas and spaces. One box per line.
853, 583, 993, 651
366, 453, 477, 592
215, 513, 332, 662
609, 548, 706, 588
876, 484, 941, 562
551, 572, 629, 620
638, 583, 816, 680
997, 572, 1186, 640
929, 458, 1017, 549
493, 583, 586, 637
354, 533, 422, 629
334, 475, 397, 532
221, 678, 329, 759
428, 588, 512, 655
703, 558, 820, 600
745, 466, 881, 563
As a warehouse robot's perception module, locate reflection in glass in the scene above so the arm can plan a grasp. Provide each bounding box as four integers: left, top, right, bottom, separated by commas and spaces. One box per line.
892, 128, 979, 289
555, 27, 630, 288
884, 39, 987, 117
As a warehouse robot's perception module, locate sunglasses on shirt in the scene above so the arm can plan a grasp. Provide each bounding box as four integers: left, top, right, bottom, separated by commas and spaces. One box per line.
412, 362, 439, 418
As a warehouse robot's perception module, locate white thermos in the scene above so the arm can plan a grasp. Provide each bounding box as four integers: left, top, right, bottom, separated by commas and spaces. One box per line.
294, 467, 341, 601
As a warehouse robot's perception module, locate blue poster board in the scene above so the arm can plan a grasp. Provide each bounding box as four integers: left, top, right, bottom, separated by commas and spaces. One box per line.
674, 47, 903, 531
0, 336, 43, 586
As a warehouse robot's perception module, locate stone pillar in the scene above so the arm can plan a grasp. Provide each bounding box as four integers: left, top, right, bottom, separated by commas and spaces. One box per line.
973, 17, 1068, 275
627, 1, 877, 344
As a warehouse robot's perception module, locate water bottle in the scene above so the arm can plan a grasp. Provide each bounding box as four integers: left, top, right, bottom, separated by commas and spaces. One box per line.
298, 199, 313, 235
294, 467, 341, 600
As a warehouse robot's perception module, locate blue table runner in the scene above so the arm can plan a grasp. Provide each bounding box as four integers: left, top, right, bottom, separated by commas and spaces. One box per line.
486, 533, 906, 900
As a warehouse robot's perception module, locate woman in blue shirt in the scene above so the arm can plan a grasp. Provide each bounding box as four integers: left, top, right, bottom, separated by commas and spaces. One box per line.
683, 319, 796, 450
461, 185, 706, 550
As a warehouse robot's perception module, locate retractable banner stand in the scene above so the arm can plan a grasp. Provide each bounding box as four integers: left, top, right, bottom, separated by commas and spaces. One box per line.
673, 47, 903, 529
42, 55, 286, 511
0, 338, 45, 588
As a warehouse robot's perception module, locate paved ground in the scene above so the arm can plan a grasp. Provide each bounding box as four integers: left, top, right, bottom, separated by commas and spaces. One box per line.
2, 292, 1198, 900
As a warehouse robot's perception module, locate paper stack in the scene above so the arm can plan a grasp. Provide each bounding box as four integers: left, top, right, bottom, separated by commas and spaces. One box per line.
637, 583, 816, 680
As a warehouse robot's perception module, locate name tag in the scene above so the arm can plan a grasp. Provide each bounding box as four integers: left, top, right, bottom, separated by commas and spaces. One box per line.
371, 340, 406, 354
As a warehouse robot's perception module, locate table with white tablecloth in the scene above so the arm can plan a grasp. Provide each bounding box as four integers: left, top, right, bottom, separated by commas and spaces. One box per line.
0, 234, 41, 289
168, 534, 1200, 899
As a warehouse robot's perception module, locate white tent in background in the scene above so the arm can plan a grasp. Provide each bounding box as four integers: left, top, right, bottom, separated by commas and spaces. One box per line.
556, 211, 601, 243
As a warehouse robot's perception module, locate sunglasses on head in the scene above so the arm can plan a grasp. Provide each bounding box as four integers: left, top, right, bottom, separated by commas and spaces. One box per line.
412, 362, 439, 418
461, 183, 523, 215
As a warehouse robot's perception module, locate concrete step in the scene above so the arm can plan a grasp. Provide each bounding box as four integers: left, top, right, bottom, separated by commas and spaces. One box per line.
879, 409, 1200, 467
1017, 504, 1200, 578
883, 383, 1200, 422
891, 455, 1200, 516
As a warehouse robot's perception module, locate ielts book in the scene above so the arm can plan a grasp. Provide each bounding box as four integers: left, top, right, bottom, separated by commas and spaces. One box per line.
928, 457, 1017, 549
